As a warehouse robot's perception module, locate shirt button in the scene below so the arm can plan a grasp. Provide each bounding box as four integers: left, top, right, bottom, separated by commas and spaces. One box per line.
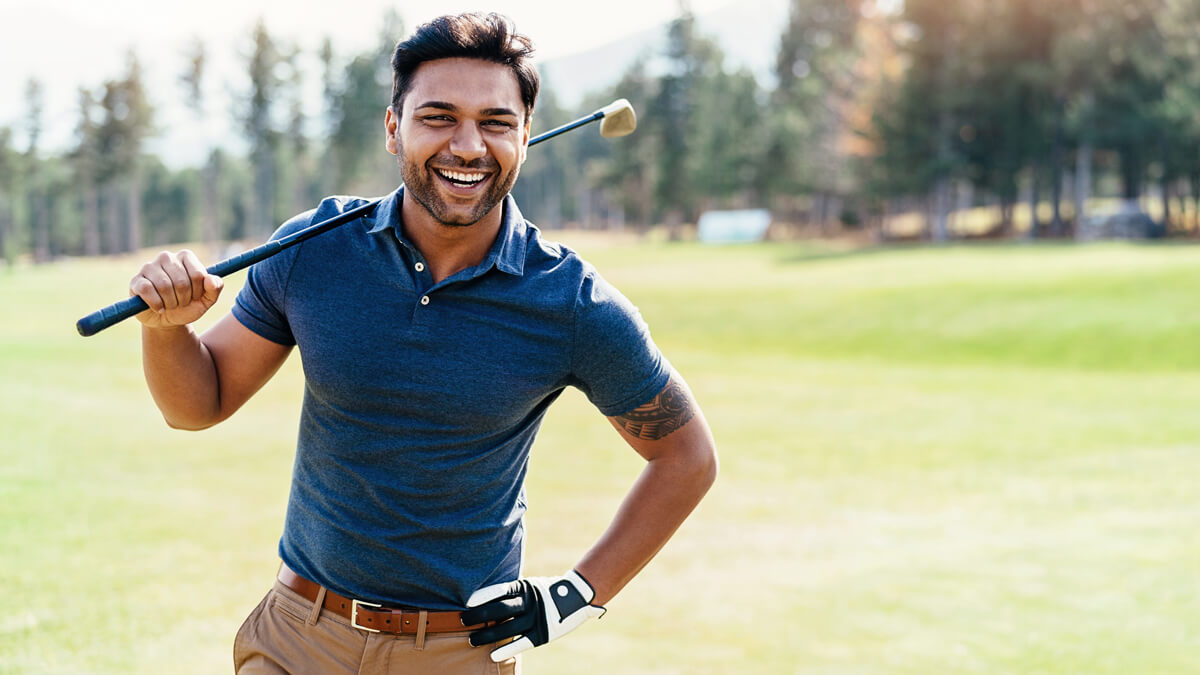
420, 295, 430, 306
415, 262, 425, 272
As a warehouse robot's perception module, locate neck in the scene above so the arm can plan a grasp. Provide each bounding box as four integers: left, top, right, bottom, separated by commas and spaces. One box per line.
400, 192, 505, 284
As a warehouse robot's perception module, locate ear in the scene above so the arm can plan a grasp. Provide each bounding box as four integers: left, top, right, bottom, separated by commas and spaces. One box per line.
518, 116, 531, 166
384, 106, 399, 156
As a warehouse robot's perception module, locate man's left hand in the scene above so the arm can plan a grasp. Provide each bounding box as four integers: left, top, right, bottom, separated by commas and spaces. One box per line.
462, 570, 606, 662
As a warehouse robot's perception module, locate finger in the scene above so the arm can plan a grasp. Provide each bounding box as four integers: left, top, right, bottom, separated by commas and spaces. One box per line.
130, 273, 165, 313
489, 636, 535, 663
462, 595, 525, 626
179, 250, 208, 307
201, 273, 224, 308
466, 581, 522, 608
163, 252, 196, 308
467, 610, 535, 647
144, 253, 184, 310
136, 259, 179, 311
468, 618, 523, 647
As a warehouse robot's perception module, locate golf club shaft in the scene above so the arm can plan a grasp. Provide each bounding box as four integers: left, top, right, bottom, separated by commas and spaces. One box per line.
75, 200, 379, 336
528, 112, 603, 147
76, 103, 621, 337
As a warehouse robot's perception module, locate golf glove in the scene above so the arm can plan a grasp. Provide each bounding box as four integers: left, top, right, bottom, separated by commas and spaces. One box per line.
462, 570, 606, 662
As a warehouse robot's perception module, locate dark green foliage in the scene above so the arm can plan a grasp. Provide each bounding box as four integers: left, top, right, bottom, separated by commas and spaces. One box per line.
7, 2, 1200, 262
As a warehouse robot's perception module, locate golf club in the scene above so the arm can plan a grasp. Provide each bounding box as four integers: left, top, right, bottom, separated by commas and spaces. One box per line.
76, 98, 637, 337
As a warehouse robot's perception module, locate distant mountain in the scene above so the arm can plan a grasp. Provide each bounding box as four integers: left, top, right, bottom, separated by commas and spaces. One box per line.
539, 0, 789, 107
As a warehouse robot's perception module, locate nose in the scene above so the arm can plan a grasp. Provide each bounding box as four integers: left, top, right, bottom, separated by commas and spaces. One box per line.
449, 123, 487, 163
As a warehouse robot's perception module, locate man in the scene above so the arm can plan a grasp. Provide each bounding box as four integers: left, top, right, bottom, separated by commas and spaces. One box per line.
130, 12, 717, 674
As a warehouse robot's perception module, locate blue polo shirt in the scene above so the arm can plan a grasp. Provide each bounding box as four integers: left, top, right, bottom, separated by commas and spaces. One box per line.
232, 188, 671, 610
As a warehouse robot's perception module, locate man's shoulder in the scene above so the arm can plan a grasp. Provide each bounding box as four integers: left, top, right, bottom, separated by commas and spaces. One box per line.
518, 223, 597, 282
270, 195, 380, 241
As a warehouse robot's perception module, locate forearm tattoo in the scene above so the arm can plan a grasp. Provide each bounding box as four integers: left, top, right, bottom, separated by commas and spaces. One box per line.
614, 377, 696, 441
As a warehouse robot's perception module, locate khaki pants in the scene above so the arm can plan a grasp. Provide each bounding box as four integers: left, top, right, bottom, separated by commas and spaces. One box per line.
234, 580, 520, 675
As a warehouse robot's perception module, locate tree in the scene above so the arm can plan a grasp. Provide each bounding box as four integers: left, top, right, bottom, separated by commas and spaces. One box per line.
279, 45, 317, 216
325, 11, 404, 196
70, 87, 102, 256
180, 37, 222, 250
317, 37, 339, 197
94, 53, 155, 253
508, 73, 573, 227
869, 0, 960, 235
690, 67, 767, 209
241, 19, 286, 238
645, 6, 727, 233
589, 62, 658, 229
119, 54, 154, 250
23, 78, 49, 261
1159, 0, 1200, 231
769, 0, 863, 230
142, 158, 193, 245
0, 128, 17, 266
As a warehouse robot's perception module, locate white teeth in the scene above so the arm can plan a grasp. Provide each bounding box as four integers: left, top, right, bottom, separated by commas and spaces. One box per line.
439, 169, 486, 185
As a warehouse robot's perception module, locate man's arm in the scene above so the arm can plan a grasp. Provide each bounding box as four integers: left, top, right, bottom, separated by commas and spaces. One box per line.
462, 371, 717, 661
133, 250, 292, 430
576, 371, 719, 605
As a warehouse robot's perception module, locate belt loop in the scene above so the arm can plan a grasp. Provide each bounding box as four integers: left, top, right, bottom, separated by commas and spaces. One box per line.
307, 586, 327, 626
414, 610, 429, 650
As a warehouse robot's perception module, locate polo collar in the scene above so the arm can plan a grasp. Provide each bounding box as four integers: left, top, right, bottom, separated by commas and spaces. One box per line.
366, 186, 527, 277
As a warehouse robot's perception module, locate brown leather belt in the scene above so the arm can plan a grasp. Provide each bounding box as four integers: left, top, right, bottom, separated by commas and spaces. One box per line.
277, 563, 484, 634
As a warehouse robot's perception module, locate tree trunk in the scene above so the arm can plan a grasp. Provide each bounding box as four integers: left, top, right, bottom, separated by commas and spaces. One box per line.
1027, 163, 1042, 240
1190, 171, 1200, 235
126, 172, 142, 253
1118, 143, 1143, 205
1159, 137, 1171, 232
1161, 180, 1171, 233
0, 199, 8, 266
665, 208, 684, 242
203, 157, 220, 253
254, 148, 276, 239
1049, 98, 1065, 236
931, 178, 950, 242
1000, 197, 1014, 232
1175, 188, 1187, 235
31, 186, 50, 263
83, 179, 100, 256
1074, 141, 1093, 240
103, 182, 121, 254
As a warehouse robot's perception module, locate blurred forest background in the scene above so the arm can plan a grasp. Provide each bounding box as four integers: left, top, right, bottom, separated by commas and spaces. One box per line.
3, 0, 1200, 264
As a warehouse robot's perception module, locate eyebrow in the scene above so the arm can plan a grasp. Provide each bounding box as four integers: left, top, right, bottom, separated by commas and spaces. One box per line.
414, 101, 520, 118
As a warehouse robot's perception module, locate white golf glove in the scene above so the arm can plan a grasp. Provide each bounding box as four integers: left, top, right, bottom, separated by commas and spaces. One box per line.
462, 570, 606, 662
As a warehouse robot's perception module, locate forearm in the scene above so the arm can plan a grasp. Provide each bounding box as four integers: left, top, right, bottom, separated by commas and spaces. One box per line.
141, 324, 221, 429
574, 441, 717, 606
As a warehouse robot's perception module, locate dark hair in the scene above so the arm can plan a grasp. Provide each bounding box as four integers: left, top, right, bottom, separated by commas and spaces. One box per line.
390, 13, 539, 121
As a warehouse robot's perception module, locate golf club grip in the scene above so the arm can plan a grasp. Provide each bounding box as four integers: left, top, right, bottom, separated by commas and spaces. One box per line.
75, 295, 151, 337
76, 200, 381, 337
205, 241, 283, 277
73, 243, 282, 337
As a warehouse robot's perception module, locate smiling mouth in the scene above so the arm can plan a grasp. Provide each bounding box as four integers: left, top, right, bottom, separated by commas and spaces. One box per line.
434, 168, 489, 188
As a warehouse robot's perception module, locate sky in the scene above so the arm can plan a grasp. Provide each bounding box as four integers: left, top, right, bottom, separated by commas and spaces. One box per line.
0, 0, 741, 165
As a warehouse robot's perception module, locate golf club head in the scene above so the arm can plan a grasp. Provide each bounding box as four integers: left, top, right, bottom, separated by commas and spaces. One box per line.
598, 99, 637, 138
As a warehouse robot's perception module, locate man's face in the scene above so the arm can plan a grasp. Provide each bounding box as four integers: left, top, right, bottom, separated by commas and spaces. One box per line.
385, 58, 530, 228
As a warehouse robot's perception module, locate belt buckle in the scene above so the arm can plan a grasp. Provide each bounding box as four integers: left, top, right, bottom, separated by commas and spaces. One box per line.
351, 598, 382, 633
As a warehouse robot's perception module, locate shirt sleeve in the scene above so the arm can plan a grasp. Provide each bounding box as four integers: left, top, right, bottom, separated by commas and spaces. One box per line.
569, 269, 672, 417
231, 217, 311, 347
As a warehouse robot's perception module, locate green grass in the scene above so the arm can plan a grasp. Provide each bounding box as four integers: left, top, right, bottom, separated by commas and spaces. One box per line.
3, 240, 1199, 673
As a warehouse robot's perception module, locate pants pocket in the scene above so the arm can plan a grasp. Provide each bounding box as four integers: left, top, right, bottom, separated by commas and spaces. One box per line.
269, 590, 311, 625
233, 590, 272, 671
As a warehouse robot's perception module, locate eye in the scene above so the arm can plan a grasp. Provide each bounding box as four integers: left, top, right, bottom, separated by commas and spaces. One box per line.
483, 119, 516, 131
422, 115, 454, 126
